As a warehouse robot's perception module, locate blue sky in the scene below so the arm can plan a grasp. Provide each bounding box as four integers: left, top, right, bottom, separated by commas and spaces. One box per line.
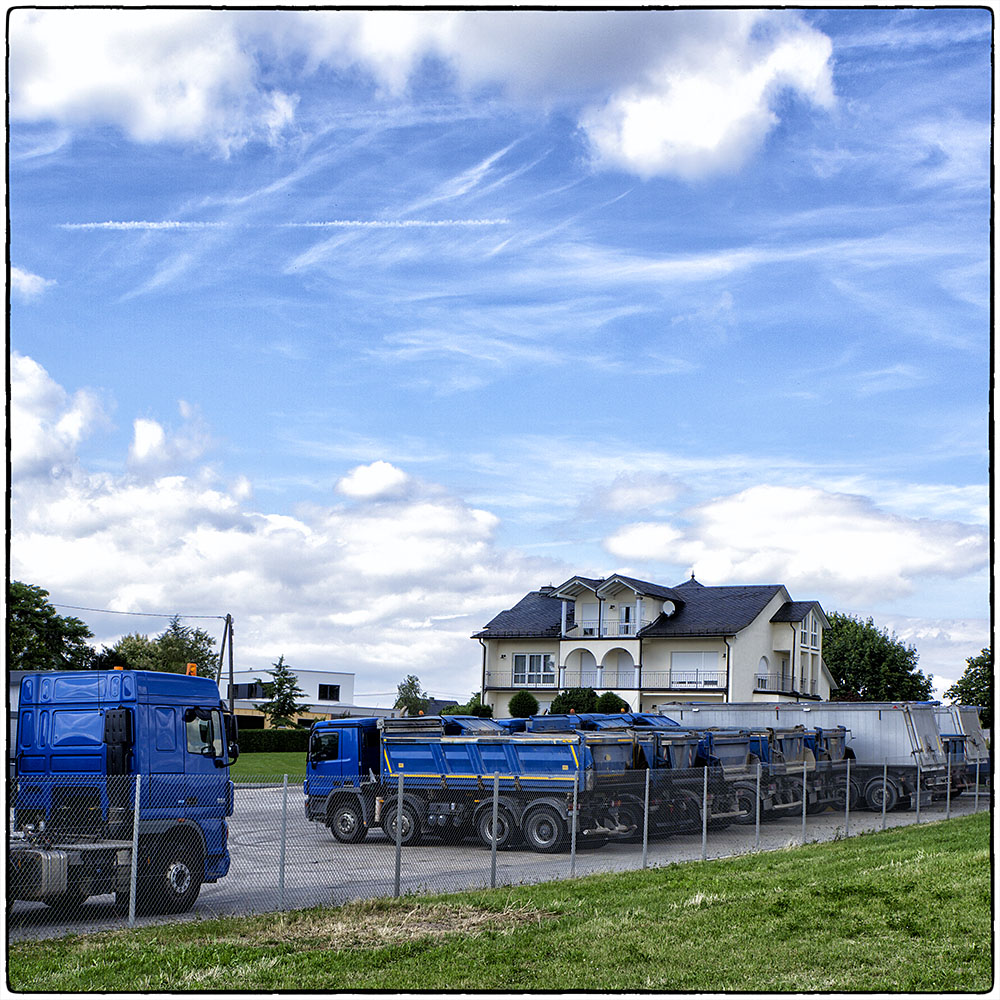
9, 8, 991, 704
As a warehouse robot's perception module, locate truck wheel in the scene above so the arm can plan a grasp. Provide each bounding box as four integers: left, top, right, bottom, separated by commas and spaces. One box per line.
522, 806, 566, 854
153, 838, 203, 913
864, 778, 899, 813
382, 802, 422, 846
733, 786, 758, 825
329, 801, 368, 843
476, 807, 516, 849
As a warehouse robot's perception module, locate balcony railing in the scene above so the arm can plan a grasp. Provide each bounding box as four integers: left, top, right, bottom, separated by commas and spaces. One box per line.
573, 619, 653, 638
755, 674, 817, 695
485, 669, 728, 691
485, 670, 557, 689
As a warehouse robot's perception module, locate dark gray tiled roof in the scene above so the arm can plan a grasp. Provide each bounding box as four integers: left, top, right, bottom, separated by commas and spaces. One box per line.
607, 574, 684, 602
770, 601, 820, 624
472, 577, 793, 639
641, 582, 785, 637
472, 590, 568, 638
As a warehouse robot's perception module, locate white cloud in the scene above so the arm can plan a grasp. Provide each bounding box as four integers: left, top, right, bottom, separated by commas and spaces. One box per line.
9, 9, 834, 177
336, 460, 411, 499
604, 484, 988, 603
11, 266, 56, 300
9, 355, 555, 703
127, 402, 212, 470
9, 9, 294, 153
10, 351, 106, 478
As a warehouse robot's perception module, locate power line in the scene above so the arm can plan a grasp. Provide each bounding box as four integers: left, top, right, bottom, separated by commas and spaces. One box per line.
52, 604, 226, 621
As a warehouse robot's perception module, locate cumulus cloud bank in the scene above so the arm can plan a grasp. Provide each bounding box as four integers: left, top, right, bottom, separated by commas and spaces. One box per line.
10, 9, 834, 177
9, 354, 543, 695
605, 484, 988, 603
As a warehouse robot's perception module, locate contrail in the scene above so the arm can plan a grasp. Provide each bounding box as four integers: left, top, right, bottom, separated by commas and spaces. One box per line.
60, 218, 509, 230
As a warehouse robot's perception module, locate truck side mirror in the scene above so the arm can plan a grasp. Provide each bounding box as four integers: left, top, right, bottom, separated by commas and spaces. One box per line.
224, 713, 240, 763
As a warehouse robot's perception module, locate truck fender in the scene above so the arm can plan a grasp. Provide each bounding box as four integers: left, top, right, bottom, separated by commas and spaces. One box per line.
509, 794, 570, 824
471, 794, 521, 828
138, 820, 206, 856
324, 788, 371, 827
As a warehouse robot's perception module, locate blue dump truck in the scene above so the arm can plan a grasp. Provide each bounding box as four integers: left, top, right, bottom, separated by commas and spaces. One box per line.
9, 669, 239, 914
304, 715, 650, 853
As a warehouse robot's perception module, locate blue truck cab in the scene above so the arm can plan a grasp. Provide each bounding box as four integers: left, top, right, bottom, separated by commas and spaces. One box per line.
10, 669, 238, 914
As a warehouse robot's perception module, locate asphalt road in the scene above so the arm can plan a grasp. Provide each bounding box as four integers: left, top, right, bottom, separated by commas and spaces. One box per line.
8, 784, 990, 942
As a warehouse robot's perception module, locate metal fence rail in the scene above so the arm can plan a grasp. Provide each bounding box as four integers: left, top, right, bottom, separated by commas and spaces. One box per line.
8, 756, 990, 941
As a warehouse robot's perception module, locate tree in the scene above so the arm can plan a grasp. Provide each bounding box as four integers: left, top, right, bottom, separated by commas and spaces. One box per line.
449, 691, 493, 717
550, 687, 598, 715
945, 648, 992, 730
596, 691, 630, 714
254, 655, 308, 728
100, 616, 218, 675
154, 616, 218, 674
507, 690, 539, 719
394, 674, 430, 716
8, 581, 94, 671
823, 612, 933, 702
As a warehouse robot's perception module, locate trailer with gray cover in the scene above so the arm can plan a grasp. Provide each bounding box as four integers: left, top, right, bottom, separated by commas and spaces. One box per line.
663, 701, 949, 812
933, 703, 989, 791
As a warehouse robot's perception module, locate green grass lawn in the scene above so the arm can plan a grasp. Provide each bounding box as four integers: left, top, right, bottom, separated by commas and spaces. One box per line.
229, 751, 306, 782
8, 813, 990, 993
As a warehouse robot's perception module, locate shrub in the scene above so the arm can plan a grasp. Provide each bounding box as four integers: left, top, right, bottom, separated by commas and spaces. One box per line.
507, 690, 540, 718
236, 727, 311, 753
550, 687, 598, 715
596, 691, 630, 714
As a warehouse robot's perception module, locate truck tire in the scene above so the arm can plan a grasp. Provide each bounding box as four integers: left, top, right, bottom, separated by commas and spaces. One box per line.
152, 837, 203, 913
329, 801, 368, 843
522, 806, 566, 854
381, 802, 422, 846
864, 778, 899, 813
733, 786, 759, 825
476, 806, 516, 850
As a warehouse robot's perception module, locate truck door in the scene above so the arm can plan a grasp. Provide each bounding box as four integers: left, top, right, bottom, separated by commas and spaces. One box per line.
183, 707, 228, 813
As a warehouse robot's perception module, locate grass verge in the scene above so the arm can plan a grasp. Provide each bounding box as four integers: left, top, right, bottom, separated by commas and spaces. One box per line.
229, 752, 305, 782
8, 813, 991, 993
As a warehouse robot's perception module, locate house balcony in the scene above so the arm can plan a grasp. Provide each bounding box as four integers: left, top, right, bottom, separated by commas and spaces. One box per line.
485, 668, 727, 692
755, 673, 817, 696
571, 619, 654, 638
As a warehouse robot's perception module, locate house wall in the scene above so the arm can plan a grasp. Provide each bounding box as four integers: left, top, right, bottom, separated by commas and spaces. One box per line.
730, 590, 791, 700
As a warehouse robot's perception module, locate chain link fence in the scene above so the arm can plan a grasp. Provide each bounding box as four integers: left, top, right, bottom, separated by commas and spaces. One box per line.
8, 755, 990, 941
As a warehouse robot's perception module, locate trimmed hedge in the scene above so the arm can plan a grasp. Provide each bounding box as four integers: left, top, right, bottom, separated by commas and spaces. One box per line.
236, 727, 311, 753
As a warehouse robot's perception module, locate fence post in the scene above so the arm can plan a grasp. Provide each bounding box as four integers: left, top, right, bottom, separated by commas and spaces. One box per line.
570, 772, 579, 878
915, 761, 921, 825
128, 773, 141, 926
278, 774, 289, 910
881, 763, 887, 831
754, 762, 761, 851
946, 753, 952, 820
701, 766, 708, 862
801, 758, 807, 845
490, 773, 499, 889
393, 773, 403, 898
642, 768, 650, 870
974, 760, 980, 813
845, 756, 851, 838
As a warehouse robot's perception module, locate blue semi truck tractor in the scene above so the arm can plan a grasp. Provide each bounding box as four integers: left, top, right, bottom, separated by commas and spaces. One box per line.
9, 669, 239, 914
304, 716, 639, 853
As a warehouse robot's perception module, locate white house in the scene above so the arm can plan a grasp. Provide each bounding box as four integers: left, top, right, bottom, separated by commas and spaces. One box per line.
473, 573, 836, 717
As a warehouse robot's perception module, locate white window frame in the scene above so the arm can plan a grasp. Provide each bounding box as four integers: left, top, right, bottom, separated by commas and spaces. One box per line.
512, 653, 556, 686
